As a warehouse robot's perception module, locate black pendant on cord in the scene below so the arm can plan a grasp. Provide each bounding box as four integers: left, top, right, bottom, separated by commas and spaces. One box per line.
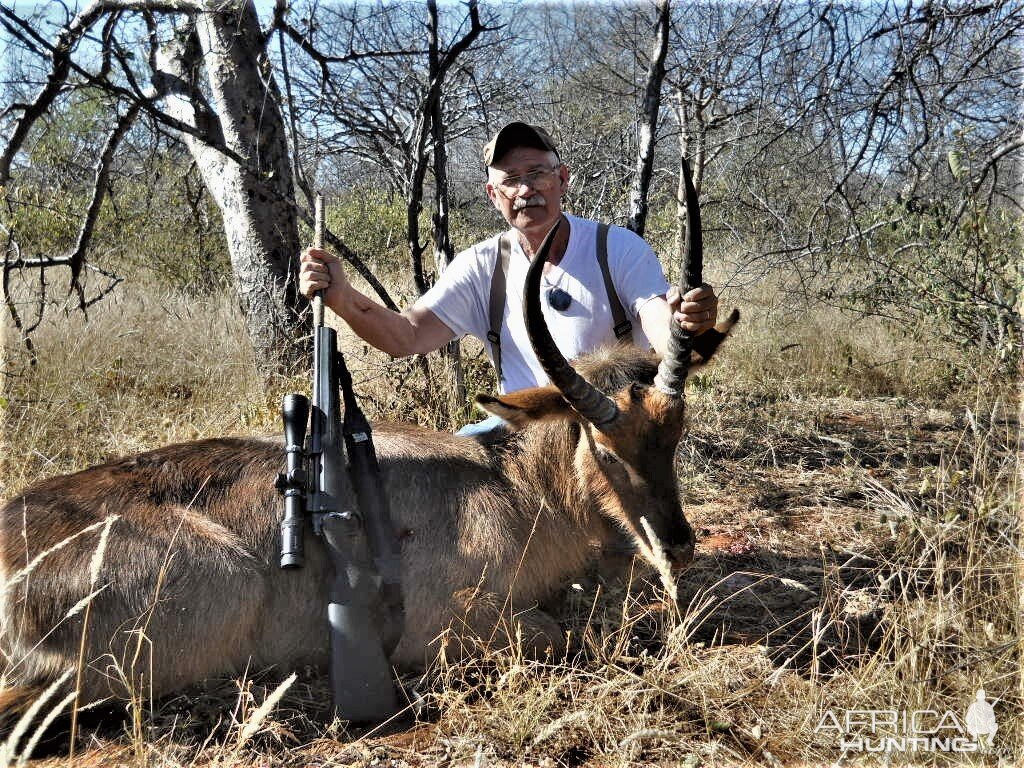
548, 287, 572, 311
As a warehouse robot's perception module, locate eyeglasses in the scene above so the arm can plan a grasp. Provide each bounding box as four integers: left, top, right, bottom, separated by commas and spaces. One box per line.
493, 165, 561, 196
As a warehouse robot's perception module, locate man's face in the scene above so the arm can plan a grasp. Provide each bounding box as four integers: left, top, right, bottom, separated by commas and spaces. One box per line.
486, 147, 569, 238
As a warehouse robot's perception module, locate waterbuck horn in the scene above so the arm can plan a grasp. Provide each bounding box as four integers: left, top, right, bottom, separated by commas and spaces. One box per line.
525, 219, 619, 428
653, 154, 703, 397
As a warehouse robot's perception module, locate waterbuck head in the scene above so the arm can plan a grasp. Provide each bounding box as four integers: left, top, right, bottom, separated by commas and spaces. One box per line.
476, 159, 737, 572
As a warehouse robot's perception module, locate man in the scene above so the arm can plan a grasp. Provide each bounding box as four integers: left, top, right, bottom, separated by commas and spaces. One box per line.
299, 122, 718, 434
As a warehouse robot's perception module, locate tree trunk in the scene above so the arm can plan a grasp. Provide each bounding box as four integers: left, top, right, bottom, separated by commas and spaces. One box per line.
626, 0, 670, 236
157, 2, 308, 377
428, 0, 466, 411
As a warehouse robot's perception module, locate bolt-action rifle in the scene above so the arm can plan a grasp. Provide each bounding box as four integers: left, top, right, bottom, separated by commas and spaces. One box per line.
277, 194, 405, 722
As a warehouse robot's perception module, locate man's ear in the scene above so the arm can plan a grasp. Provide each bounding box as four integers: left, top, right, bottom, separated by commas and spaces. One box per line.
475, 386, 574, 429
485, 181, 501, 208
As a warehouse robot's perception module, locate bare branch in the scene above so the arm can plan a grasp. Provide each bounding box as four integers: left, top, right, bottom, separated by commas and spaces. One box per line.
276, 23, 313, 210
0, 3, 103, 184
269, 0, 425, 87
406, 0, 488, 295
1, 232, 37, 365
0, 1, 203, 183
867, 3, 997, 41
68, 101, 142, 311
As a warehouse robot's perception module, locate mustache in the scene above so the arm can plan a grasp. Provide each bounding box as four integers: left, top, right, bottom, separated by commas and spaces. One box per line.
512, 194, 547, 211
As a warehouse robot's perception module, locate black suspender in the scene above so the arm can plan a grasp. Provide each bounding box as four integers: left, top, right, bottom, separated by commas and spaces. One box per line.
487, 222, 631, 388
596, 222, 633, 342
488, 234, 511, 388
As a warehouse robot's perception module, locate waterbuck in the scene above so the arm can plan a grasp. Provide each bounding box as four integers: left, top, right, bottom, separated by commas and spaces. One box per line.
0, 198, 735, 718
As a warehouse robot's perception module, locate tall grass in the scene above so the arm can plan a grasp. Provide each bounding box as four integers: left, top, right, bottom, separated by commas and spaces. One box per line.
1, 289, 269, 495
0, 282, 1019, 766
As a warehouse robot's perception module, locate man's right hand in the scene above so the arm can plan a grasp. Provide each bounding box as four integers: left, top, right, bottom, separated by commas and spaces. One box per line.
299, 247, 350, 310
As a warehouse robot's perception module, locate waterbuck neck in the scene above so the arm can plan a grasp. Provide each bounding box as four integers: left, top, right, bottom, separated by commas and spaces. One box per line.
483, 420, 614, 601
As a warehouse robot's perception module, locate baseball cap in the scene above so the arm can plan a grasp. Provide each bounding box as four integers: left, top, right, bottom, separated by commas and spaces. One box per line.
483, 122, 559, 167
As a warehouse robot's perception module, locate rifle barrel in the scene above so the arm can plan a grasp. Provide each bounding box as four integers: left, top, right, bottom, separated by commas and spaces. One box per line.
313, 192, 325, 328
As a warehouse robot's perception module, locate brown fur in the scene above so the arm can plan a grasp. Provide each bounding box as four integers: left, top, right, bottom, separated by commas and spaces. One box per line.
0, 325, 735, 711
0, 684, 46, 719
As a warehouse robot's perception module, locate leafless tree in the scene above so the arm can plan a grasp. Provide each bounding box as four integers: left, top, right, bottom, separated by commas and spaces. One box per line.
0, 0, 407, 375
501, 0, 1020, 352
2, 0, 1017, 377
627, 0, 671, 237
1, 2, 299, 373
658, 0, 1022, 331
283, 0, 495, 294
274, 0, 500, 411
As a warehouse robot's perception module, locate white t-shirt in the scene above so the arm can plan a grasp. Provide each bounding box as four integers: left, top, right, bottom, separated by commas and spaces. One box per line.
420, 214, 670, 393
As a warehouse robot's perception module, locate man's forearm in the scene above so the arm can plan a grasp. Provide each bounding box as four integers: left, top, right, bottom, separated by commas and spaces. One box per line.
639, 297, 673, 358
334, 286, 418, 358
647, 324, 670, 359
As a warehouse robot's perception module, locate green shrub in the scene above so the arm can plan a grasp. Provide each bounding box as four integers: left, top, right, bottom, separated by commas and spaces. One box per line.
848, 191, 1021, 370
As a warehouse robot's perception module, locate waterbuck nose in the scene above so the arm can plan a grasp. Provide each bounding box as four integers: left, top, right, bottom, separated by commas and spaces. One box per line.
666, 520, 696, 571
667, 541, 695, 571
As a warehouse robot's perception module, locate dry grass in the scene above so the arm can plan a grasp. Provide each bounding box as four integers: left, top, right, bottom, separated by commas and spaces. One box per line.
0, 282, 1020, 766
0, 290, 270, 495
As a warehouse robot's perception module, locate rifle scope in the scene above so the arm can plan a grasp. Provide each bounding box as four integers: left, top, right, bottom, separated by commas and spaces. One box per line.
279, 393, 309, 569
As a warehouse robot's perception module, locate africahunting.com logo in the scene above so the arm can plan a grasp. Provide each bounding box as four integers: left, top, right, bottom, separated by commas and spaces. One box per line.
815, 689, 998, 754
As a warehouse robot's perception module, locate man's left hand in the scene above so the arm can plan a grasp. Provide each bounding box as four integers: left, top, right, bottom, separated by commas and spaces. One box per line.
667, 284, 719, 334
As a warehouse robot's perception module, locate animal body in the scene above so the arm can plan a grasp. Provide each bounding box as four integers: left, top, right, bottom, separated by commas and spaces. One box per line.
0, 177, 735, 714
0, 333, 733, 711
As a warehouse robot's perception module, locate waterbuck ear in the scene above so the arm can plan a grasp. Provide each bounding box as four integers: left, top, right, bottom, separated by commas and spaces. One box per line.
475, 386, 574, 429
690, 308, 740, 366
